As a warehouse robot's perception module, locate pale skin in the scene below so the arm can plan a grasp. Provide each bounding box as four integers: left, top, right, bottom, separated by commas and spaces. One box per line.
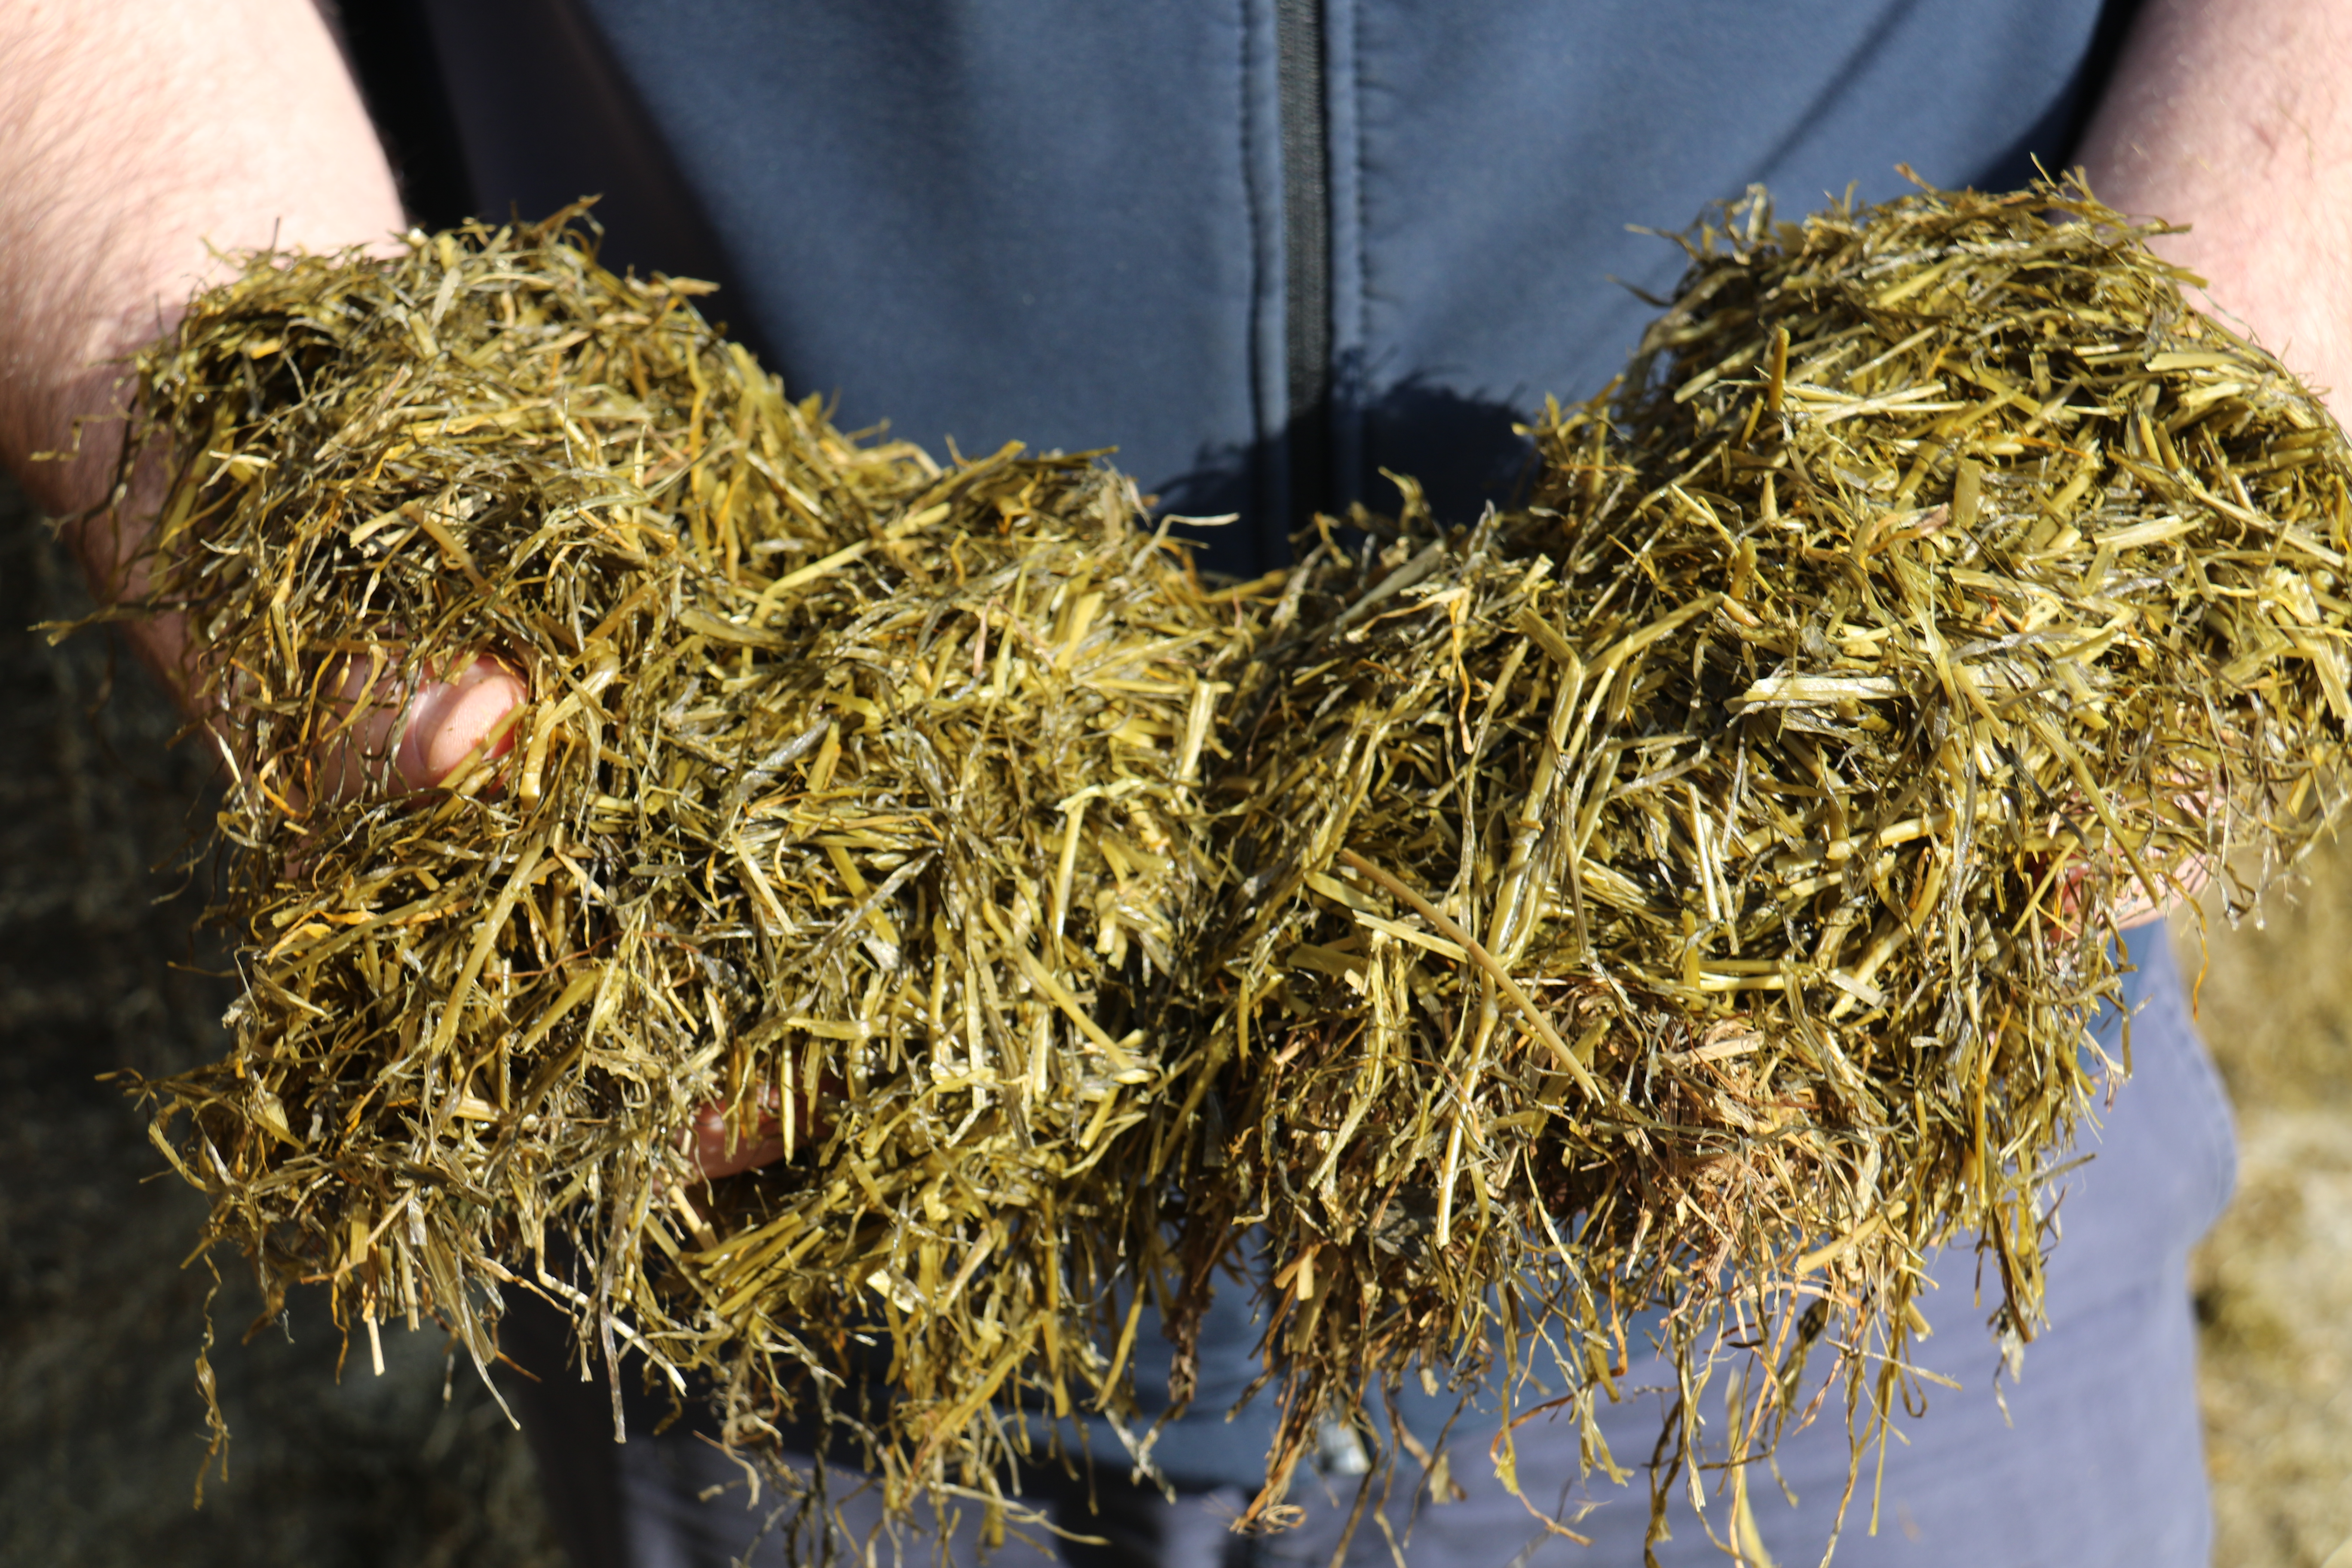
0, 0, 526, 784
2071, 0, 2352, 928
3, 0, 2345, 1172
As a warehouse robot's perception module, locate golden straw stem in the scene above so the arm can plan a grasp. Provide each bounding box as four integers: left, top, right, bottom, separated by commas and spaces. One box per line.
1335, 848, 1600, 1099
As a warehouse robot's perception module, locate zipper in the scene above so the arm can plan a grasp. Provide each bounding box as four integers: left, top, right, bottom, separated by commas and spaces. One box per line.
1274, 0, 1330, 525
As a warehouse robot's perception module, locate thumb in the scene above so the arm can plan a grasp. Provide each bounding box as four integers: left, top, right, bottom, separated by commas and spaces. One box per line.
393, 654, 529, 790
324, 650, 528, 799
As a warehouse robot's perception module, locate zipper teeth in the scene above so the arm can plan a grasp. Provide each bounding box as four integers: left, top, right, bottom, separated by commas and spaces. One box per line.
1274, 0, 1330, 519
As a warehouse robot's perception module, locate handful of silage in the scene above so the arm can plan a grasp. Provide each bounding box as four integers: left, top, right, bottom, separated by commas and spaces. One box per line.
1179, 177, 2352, 1526
112, 175, 2352, 1549
122, 214, 1254, 1517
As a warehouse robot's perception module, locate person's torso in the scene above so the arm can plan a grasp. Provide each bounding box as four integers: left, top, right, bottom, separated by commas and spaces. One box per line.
348, 0, 2132, 575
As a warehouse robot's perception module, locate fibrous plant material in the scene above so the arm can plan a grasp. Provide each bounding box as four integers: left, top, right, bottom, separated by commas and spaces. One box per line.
117, 213, 1259, 1528
1178, 176, 2352, 1544
104, 176, 2352, 1559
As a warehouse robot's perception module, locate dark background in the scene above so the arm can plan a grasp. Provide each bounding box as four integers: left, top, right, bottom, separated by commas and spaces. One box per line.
0, 470, 560, 1567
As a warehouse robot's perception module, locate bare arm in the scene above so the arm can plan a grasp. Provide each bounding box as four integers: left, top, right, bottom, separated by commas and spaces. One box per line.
2077, 0, 2352, 409
1, 2, 527, 783
2069, 0, 2352, 929
0, 0, 405, 685
2, 4, 769, 1174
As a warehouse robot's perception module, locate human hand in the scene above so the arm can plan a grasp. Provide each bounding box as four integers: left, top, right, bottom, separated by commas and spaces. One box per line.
318, 649, 531, 798
2062, 823, 2210, 934
689, 1106, 791, 1179
2111, 858, 2208, 931
326, 657, 794, 1179
688, 1075, 830, 1179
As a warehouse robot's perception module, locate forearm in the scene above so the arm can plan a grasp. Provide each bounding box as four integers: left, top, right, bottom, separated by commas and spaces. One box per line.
2077, 0, 2352, 410
2073, 0, 2352, 928
0, 0, 403, 657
